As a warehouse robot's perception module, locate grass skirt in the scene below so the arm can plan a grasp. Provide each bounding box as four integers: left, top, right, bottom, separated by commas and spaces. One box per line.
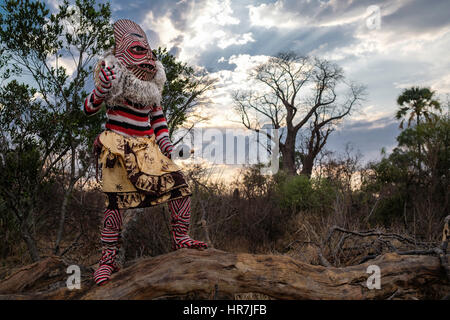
97, 130, 191, 209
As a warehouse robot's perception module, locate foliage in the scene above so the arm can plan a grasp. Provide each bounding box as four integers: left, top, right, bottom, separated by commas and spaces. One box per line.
365, 114, 449, 228
274, 171, 335, 213
396, 87, 441, 129
0, 0, 216, 261
0, 0, 113, 260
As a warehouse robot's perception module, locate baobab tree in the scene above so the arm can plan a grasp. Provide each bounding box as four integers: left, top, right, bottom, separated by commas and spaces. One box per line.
233, 52, 366, 176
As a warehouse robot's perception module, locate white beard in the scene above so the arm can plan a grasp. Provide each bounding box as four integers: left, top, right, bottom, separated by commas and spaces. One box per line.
95, 52, 166, 108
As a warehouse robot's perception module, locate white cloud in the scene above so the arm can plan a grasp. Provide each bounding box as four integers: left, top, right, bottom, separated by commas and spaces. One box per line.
47, 55, 77, 77
201, 54, 271, 127
46, 0, 60, 10
141, 0, 247, 63
248, 0, 306, 29
310, 8, 450, 120
143, 10, 180, 49
133, 0, 449, 164
430, 74, 450, 94
246, 0, 397, 30
316, 0, 404, 28
32, 91, 44, 101
217, 32, 255, 49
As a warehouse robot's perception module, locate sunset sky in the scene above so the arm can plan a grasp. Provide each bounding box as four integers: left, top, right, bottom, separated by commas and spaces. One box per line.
44, 0, 450, 170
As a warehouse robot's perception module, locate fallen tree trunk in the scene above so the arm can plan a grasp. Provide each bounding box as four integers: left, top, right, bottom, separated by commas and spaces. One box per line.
0, 248, 448, 300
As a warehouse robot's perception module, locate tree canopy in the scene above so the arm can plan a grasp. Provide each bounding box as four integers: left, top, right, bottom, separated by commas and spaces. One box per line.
233, 51, 366, 176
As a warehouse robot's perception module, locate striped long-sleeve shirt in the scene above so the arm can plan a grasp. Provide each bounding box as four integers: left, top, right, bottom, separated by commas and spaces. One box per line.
84, 92, 174, 157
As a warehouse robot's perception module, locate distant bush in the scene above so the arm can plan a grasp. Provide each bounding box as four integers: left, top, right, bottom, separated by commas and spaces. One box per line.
274, 172, 335, 214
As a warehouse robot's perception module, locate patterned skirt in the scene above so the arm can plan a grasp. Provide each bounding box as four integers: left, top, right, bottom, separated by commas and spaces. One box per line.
96, 130, 192, 209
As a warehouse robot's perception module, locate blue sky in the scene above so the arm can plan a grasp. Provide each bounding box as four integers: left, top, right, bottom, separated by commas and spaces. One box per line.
44, 0, 450, 164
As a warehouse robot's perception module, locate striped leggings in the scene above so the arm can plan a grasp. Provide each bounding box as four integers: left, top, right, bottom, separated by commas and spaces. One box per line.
94, 196, 207, 285
99, 196, 207, 249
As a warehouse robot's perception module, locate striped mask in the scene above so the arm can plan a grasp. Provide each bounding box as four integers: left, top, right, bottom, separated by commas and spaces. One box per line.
113, 19, 157, 81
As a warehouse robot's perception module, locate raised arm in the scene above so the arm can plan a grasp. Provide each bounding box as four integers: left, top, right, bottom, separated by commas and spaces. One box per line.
84, 62, 117, 116
150, 105, 174, 158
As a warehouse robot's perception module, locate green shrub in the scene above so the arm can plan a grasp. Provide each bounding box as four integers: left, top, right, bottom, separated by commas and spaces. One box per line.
275, 173, 335, 213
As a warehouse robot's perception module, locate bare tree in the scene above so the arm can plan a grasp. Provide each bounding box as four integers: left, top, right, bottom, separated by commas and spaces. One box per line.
233, 52, 366, 176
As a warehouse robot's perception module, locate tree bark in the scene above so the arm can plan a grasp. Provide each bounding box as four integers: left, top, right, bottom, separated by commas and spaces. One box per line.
280, 133, 297, 176
20, 221, 40, 262
300, 155, 314, 178
0, 249, 447, 300
54, 142, 77, 255
54, 187, 72, 255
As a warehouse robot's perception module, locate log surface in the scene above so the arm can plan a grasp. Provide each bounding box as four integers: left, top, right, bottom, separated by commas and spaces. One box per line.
0, 248, 447, 300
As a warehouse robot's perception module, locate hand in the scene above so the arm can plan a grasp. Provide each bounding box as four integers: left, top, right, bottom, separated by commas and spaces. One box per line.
93, 62, 117, 102
98, 61, 116, 89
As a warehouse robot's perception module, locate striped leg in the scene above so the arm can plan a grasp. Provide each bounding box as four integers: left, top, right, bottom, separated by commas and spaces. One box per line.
168, 196, 208, 250
93, 247, 119, 285
93, 208, 122, 286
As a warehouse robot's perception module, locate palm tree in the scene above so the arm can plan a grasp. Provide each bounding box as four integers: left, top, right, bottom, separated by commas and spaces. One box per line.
396, 87, 441, 129
395, 86, 441, 180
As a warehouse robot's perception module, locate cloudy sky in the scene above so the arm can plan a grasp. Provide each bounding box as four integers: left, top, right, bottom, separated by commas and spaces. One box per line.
46, 0, 450, 167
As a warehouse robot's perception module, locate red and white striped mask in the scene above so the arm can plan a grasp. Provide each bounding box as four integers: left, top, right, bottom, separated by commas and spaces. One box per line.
113, 19, 157, 81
